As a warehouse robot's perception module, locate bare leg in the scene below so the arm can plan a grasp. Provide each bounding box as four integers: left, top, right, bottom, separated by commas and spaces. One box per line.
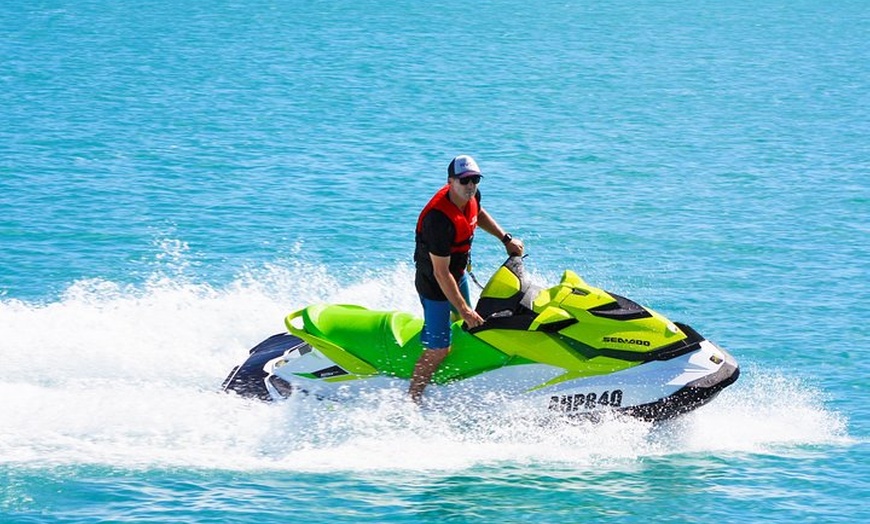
409, 347, 449, 404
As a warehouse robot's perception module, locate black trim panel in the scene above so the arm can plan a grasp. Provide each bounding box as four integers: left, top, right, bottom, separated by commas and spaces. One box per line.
588, 292, 652, 321
618, 362, 740, 421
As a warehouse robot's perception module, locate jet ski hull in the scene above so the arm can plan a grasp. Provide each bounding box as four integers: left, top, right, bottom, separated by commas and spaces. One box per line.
222, 330, 739, 421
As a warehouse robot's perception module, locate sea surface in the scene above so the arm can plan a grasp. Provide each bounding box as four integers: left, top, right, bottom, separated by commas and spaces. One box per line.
1, 0, 868, 522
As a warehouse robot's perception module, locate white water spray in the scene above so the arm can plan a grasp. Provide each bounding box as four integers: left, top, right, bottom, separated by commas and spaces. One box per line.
0, 259, 850, 471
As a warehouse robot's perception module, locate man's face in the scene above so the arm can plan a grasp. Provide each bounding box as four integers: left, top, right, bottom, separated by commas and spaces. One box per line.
448, 175, 480, 201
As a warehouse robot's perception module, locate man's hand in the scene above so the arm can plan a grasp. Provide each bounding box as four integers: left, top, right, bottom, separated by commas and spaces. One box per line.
460, 305, 485, 328
505, 237, 524, 257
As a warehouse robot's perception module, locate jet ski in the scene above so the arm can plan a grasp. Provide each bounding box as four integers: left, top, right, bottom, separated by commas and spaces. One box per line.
222, 256, 739, 420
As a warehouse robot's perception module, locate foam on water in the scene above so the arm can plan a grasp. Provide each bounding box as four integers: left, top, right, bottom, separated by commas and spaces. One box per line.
0, 254, 850, 472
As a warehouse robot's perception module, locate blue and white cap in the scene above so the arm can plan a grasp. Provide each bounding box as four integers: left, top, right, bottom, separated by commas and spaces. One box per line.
447, 155, 483, 178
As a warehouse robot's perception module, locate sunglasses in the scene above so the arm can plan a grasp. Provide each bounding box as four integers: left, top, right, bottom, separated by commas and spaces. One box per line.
456, 175, 482, 185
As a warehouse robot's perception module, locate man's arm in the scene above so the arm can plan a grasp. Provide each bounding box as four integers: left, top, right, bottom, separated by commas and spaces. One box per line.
478, 207, 524, 256
429, 253, 484, 327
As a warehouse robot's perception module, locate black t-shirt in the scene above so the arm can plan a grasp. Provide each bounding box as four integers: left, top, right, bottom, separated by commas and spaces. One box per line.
414, 191, 481, 301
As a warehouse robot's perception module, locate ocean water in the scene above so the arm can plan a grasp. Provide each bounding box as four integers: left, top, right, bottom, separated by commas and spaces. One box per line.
1, 0, 868, 522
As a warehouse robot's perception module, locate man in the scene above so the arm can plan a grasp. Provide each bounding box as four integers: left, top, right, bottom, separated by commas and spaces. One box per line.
409, 154, 524, 403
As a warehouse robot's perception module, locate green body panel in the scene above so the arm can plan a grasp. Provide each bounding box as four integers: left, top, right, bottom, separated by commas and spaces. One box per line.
529, 306, 574, 329
556, 309, 683, 355
286, 305, 509, 384
286, 305, 417, 377
432, 324, 511, 384
474, 330, 582, 369
474, 325, 641, 380
480, 266, 522, 299
283, 265, 687, 386
528, 269, 688, 354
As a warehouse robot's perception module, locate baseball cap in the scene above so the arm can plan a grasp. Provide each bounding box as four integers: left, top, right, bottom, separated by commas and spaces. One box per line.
447, 155, 483, 178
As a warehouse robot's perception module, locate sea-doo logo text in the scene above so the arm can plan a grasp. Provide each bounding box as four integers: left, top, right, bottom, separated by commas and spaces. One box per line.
603, 337, 650, 347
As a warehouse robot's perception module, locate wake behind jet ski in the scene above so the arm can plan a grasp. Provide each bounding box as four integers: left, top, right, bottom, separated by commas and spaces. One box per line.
222, 257, 739, 420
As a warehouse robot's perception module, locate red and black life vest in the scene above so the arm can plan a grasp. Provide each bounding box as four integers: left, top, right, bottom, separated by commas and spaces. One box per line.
415, 185, 479, 254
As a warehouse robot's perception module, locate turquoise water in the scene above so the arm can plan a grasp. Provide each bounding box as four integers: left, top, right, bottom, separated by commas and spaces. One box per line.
2, 0, 868, 522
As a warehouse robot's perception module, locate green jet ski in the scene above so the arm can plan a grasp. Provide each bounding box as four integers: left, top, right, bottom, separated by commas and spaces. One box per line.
222, 256, 739, 420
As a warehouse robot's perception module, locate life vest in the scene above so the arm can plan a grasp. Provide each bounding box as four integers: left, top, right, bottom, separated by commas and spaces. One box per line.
416, 185, 479, 254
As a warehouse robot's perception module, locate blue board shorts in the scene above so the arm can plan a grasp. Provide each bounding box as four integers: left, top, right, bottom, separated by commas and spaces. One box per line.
420, 274, 471, 350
